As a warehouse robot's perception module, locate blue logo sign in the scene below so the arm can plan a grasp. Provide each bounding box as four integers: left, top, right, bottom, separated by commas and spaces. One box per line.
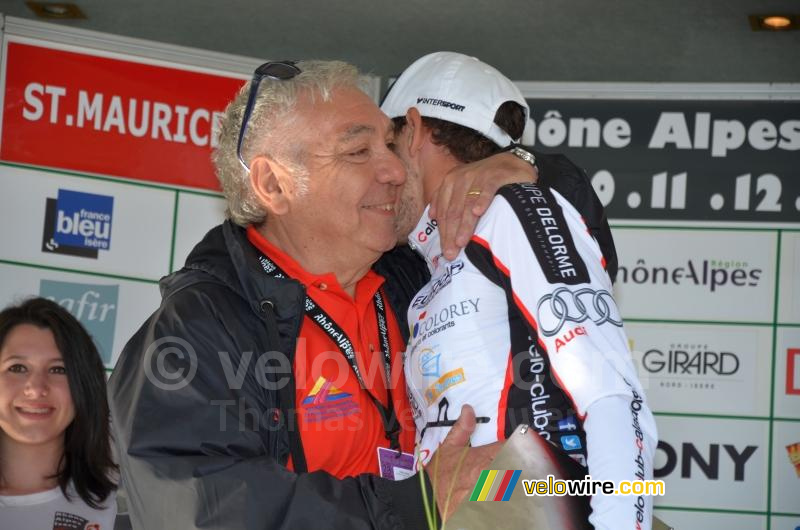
39, 279, 119, 365
42, 189, 114, 258
419, 348, 441, 377
558, 416, 578, 432
560, 435, 582, 451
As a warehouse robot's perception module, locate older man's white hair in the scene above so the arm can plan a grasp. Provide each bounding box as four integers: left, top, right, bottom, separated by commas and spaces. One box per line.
213, 60, 361, 226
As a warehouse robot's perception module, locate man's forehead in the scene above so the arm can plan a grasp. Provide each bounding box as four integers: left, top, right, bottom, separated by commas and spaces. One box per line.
336, 122, 393, 142
293, 86, 394, 150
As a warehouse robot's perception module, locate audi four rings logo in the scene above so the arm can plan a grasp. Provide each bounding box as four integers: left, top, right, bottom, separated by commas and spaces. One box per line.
536, 287, 623, 337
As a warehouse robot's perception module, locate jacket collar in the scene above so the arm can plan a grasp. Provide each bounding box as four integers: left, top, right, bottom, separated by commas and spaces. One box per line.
160, 220, 306, 322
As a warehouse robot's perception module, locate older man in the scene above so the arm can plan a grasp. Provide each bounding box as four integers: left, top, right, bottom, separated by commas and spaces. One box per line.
109, 59, 534, 529
382, 52, 658, 529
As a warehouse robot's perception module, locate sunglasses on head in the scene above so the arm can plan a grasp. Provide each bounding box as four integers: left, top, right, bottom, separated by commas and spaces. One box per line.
236, 60, 302, 171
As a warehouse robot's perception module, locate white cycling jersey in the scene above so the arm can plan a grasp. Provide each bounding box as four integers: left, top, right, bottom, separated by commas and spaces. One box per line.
405, 183, 658, 530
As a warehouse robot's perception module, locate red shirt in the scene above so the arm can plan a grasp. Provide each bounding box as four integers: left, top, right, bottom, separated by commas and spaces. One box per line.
247, 227, 415, 478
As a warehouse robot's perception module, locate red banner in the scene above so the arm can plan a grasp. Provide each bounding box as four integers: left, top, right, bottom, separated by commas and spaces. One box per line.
1, 40, 246, 190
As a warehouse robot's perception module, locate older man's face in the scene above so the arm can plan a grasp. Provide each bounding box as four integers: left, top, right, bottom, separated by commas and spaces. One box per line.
289, 87, 406, 256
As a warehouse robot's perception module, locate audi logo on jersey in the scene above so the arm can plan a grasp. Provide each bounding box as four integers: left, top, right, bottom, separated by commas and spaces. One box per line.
536, 287, 623, 337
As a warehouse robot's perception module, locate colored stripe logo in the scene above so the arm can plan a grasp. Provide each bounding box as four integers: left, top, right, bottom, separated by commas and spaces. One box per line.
302, 377, 352, 405
469, 470, 521, 501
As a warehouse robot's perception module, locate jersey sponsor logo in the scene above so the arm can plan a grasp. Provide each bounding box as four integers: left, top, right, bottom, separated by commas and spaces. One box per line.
536, 286, 622, 337
787, 348, 800, 396
424, 368, 466, 405
418, 348, 441, 377
526, 343, 590, 462
419, 397, 490, 442
411, 297, 480, 342
561, 434, 582, 451
528, 340, 554, 441
498, 184, 589, 285
416, 97, 465, 112
411, 260, 464, 309
554, 325, 588, 353
301, 376, 360, 423
407, 382, 423, 421
416, 218, 438, 243
41, 189, 114, 258
627, 379, 650, 528
558, 415, 578, 432
411, 311, 427, 339
627, 380, 647, 484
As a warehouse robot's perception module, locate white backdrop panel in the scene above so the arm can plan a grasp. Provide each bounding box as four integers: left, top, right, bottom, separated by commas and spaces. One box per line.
778, 231, 800, 324
0, 263, 161, 367
774, 327, 800, 420
654, 416, 768, 512
771, 515, 800, 530
627, 322, 772, 416
614, 229, 776, 323
171, 191, 226, 272
0, 165, 175, 281
770, 420, 800, 514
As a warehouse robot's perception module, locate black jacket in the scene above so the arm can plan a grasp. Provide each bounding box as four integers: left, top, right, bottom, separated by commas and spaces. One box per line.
108, 221, 430, 530
108, 151, 614, 529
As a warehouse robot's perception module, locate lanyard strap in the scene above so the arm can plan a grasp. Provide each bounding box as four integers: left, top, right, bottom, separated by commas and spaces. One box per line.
256, 254, 401, 450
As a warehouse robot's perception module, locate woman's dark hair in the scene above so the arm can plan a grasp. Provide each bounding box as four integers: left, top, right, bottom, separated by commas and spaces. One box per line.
0, 297, 117, 508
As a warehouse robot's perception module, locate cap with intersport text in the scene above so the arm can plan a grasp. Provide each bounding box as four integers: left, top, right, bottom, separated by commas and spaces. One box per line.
381, 51, 530, 148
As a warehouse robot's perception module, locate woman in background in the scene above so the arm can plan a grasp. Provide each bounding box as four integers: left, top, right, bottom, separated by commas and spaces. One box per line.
0, 297, 117, 528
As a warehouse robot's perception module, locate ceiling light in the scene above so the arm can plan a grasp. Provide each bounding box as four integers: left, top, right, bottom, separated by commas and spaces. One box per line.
26, 2, 87, 19
749, 14, 798, 31
764, 16, 791, 28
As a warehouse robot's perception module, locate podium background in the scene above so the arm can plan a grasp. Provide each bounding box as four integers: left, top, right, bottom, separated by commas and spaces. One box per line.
1, 16, 798, 529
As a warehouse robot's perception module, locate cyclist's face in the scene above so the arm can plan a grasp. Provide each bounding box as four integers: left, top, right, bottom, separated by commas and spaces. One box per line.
393, 151, 425, 243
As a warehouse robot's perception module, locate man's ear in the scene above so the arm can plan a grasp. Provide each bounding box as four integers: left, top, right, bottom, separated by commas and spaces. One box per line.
248, 157, 292, 216
405, 107, 428, 156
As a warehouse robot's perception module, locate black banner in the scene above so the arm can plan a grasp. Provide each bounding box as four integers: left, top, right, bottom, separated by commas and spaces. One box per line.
525, 99, 800, 223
